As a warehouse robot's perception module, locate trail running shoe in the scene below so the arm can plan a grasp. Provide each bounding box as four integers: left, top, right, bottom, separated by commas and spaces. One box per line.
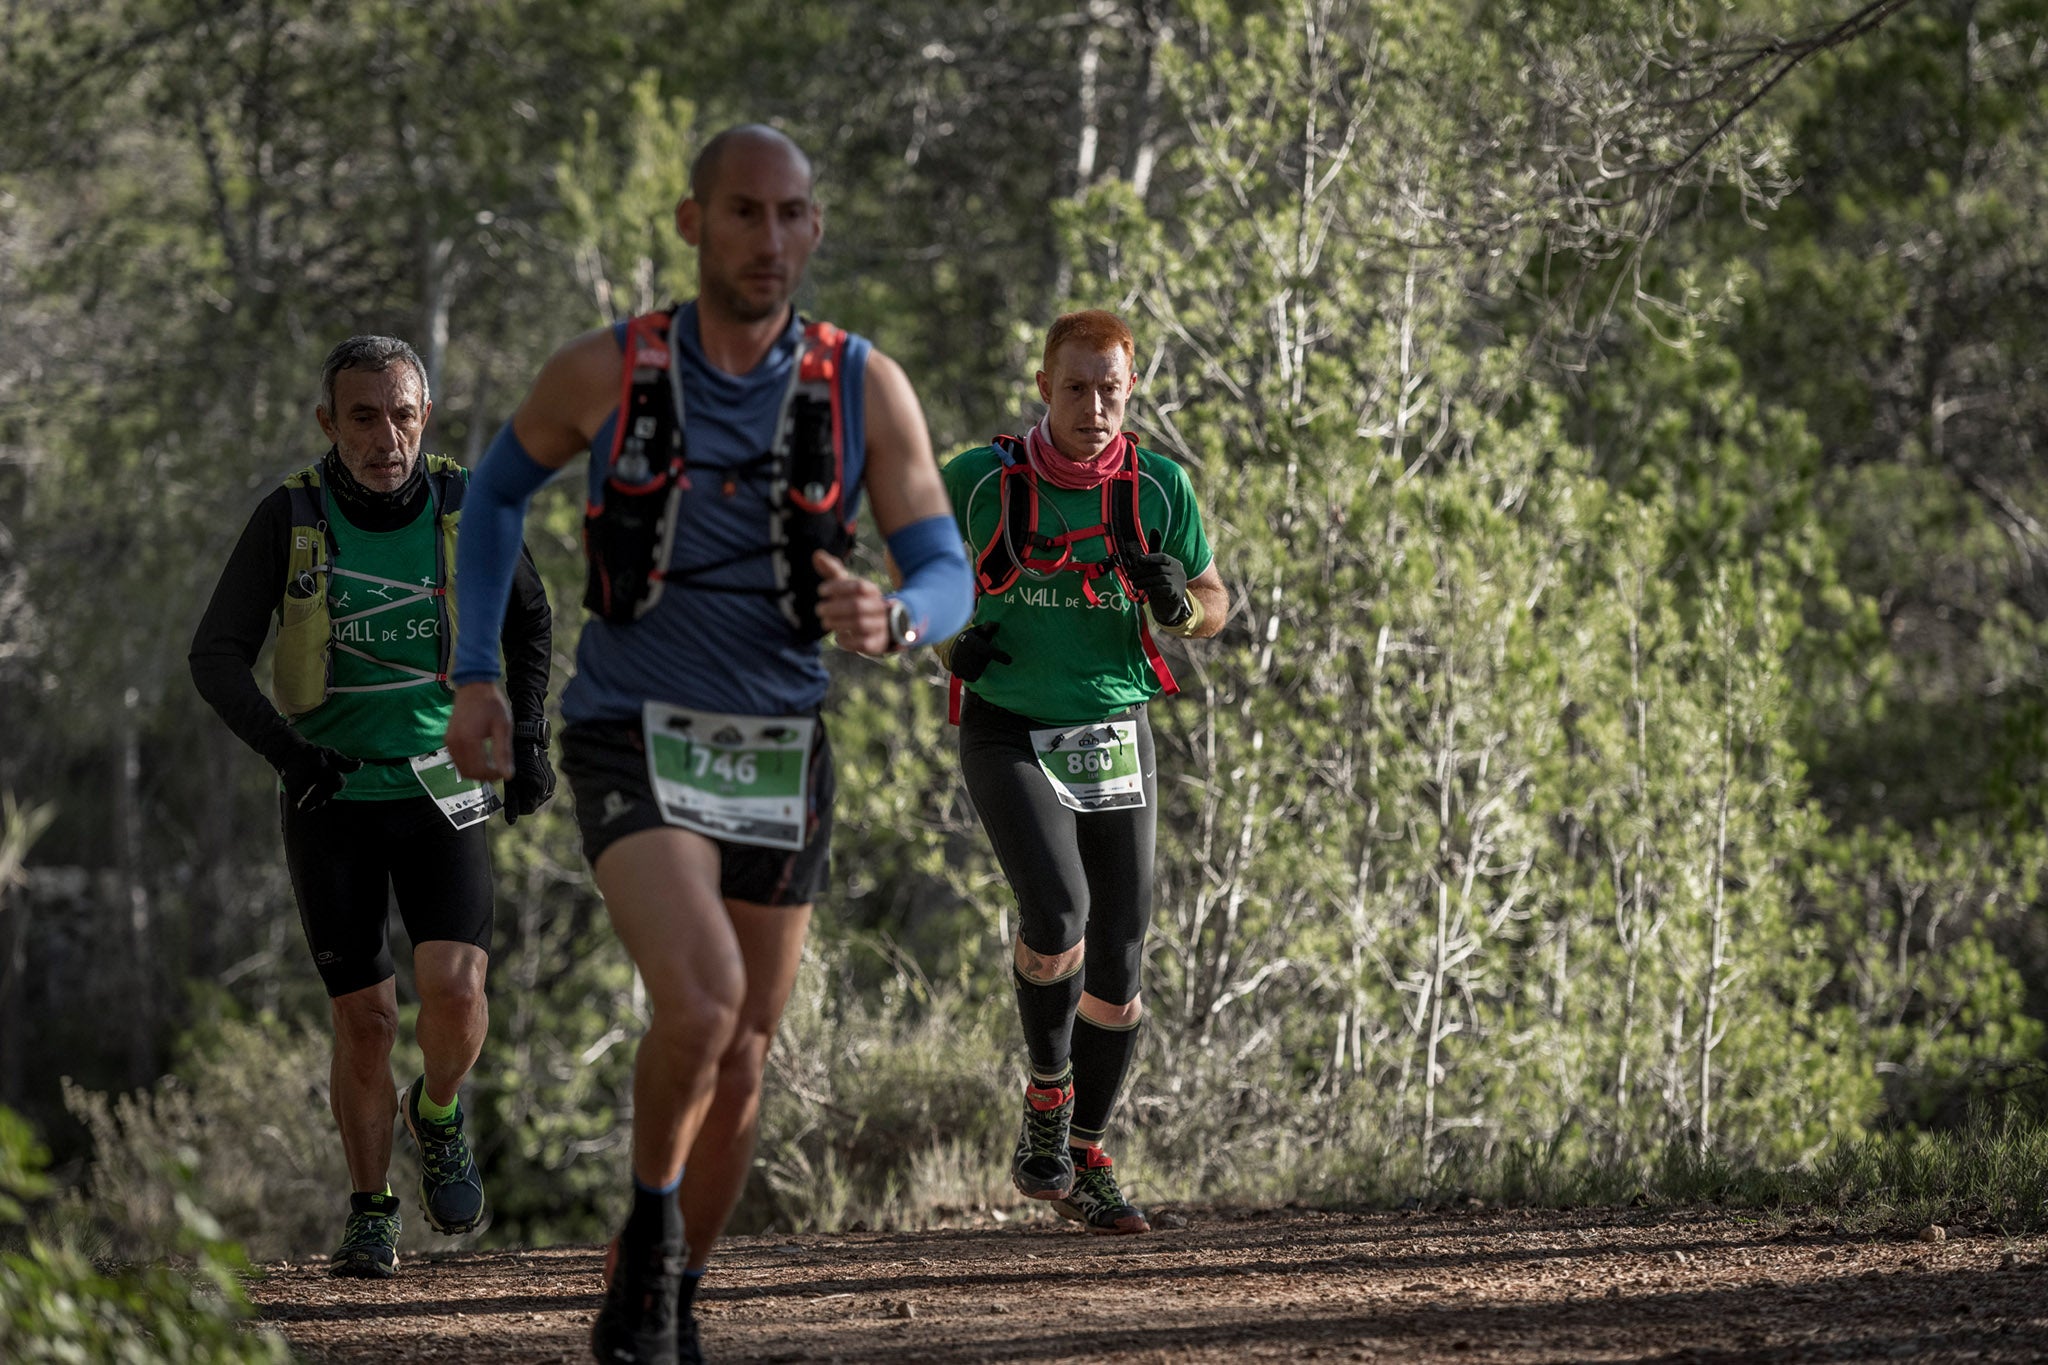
1011, 1078, 1076, 1199
593, 1236, 685, 1364
404, 1076, 485, 1234
676, 1311, 704, 1365
676, 1270, 706, 1365
1053, 1145, 1151, 1234
330, 1191, 401, 1277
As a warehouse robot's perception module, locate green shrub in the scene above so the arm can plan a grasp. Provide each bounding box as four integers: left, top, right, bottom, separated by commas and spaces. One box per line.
66, 1014, 348, 1262
0, 1106, 289, 1364
751, 940, 1017, 1230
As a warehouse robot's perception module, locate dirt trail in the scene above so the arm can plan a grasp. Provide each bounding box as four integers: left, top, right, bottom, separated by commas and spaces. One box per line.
249, 1205, 2048, 1362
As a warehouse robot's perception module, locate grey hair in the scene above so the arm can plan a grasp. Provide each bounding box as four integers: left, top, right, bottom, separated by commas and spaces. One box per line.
319, 335, 430, 413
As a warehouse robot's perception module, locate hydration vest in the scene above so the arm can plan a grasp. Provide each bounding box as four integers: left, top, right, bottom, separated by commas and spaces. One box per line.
272, 455, 465, 719
582, 308, 853, 642
949, 434, 1177, 724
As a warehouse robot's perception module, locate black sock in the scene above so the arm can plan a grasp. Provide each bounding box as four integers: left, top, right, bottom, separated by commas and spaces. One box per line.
350, 1189, 400, 1216
1013, 964, 1083, 1079
1069, 1013, 1142, 1145
678, 1267, 705, 1316
621, 1178, 684, 1256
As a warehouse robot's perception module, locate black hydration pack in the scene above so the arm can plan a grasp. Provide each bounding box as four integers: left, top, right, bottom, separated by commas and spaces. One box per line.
582, 307, 852, 641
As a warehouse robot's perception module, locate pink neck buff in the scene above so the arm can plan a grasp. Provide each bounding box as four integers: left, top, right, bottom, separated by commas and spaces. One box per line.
1024, 416, 1131, 491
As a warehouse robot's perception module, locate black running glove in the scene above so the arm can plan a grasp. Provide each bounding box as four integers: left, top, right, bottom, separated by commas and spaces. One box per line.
946, 623, 1013, 683
1126, 533, 1191, 627
276, 742, 364, 812
503, 716, 556, 825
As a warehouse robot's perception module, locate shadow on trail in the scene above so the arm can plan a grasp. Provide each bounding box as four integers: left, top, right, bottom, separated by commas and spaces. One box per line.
260, 1288, 595, 1325
716, 1223, 1862, 1304
718, 1266, 2046, 1364
254, 1213, 2048, 1363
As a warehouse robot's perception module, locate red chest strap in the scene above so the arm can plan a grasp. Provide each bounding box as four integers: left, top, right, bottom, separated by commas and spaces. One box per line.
950, 443, 1177, 723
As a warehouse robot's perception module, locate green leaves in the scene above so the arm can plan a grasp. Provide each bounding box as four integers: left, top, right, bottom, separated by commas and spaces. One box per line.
0, 1102, 289, 1365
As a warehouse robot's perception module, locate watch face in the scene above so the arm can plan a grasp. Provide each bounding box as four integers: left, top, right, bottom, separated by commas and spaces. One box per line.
888, 600, 916, 648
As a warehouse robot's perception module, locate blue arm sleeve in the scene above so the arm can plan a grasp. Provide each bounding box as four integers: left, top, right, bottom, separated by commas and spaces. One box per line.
453, 423, 558, 685
884, 513, 973, 647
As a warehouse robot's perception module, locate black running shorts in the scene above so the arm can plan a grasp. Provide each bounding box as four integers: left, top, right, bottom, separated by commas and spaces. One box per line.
559, 717, 835, 907
956, 692, 1156, 1006
279, 792, 494, 998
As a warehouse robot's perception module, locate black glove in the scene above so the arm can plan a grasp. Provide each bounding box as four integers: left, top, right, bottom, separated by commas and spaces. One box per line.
1125, 531, 1191, 627
946, 623, 1013, 683
503, 716, 557, 825
277, 742, 364, 813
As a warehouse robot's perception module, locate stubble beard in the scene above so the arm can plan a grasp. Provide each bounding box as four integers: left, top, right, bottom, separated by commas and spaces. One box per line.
701, 268, 793, 325
344, 446, 418, 492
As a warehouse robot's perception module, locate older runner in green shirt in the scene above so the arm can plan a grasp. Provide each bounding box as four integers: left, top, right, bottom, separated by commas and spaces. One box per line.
190, 335, 555, 1278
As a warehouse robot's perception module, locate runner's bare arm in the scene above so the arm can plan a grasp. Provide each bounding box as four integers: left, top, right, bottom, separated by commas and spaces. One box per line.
813, 349, 971, 653
860, 350, 952, 536
1182, 564, 1229, 640
509, 327, 625, 463
447, 327, 621, 780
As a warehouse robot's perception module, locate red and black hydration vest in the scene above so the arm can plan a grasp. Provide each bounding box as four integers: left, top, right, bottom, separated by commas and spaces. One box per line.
582, 308, 852, 641
951, 433, 1178, 723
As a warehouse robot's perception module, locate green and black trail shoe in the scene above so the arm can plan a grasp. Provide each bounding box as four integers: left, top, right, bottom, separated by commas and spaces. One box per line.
1053, 1145, 1151, 1235
330, 1190, 401, 1278
1010, 1078, 1076, 1199
593, 1236, 684, 1364
404, 1076, 485, 1235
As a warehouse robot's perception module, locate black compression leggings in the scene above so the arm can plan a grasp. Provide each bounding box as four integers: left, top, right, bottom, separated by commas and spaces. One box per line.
957, 693, 1156, 1006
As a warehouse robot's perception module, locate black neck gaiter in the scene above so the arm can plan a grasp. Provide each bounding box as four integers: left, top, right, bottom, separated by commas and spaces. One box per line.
323, 447, 429, 531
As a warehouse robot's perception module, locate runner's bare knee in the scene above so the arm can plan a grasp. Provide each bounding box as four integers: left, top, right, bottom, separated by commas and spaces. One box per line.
1014, 935, 1085, 984
1077, 991, 1141, 1028
639, 944, 744, 1062
331, 989, 400, 1058
708, 1022, 774, 1118
414, 943, 486, 1015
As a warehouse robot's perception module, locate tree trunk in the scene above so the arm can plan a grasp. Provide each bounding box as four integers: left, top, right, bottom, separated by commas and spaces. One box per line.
421, 234, 456, 406
0, 875, 24, 1108
1698, 632, 1738, 1156
113, 696, 156, 1087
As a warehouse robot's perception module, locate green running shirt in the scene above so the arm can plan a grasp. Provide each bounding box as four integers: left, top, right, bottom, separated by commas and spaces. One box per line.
293, 496, 453, 800
941, 443, 1213, 726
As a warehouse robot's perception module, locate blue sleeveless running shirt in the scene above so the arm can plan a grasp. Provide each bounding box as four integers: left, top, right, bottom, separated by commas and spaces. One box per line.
560, 303, 872, 724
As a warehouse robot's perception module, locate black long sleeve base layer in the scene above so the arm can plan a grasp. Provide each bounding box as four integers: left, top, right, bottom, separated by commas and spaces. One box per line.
189, 450, 554, 770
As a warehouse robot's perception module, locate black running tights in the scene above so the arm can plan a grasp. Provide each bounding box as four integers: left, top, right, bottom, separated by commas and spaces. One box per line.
957, 693, 1156, 1008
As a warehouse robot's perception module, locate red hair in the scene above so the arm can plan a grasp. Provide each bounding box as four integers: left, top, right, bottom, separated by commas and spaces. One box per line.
1043, 309, 1135, 374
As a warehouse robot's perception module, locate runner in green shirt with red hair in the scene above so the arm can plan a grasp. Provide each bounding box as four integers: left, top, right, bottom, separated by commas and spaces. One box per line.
940, 309, 1228, 1233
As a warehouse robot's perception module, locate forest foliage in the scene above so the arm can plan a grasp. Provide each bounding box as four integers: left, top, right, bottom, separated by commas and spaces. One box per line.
5, 0, 2048, 1256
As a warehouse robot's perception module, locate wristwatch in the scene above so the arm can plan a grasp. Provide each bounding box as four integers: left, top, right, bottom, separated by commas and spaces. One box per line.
885, 598, 919, 652
512, 716, 551, 748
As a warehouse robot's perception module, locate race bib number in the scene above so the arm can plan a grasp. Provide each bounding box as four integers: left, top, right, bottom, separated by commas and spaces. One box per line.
410, 749, 501, 830
1029, 720, 1145, 813
642, 703, 815, 851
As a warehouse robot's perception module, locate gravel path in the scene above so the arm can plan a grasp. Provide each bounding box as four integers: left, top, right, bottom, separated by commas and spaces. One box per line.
247, 1205, 2048, 1362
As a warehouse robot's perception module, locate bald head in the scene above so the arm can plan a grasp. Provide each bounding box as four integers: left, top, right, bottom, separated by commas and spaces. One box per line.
677, 123, 824, 325
689, 124, 814, 204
